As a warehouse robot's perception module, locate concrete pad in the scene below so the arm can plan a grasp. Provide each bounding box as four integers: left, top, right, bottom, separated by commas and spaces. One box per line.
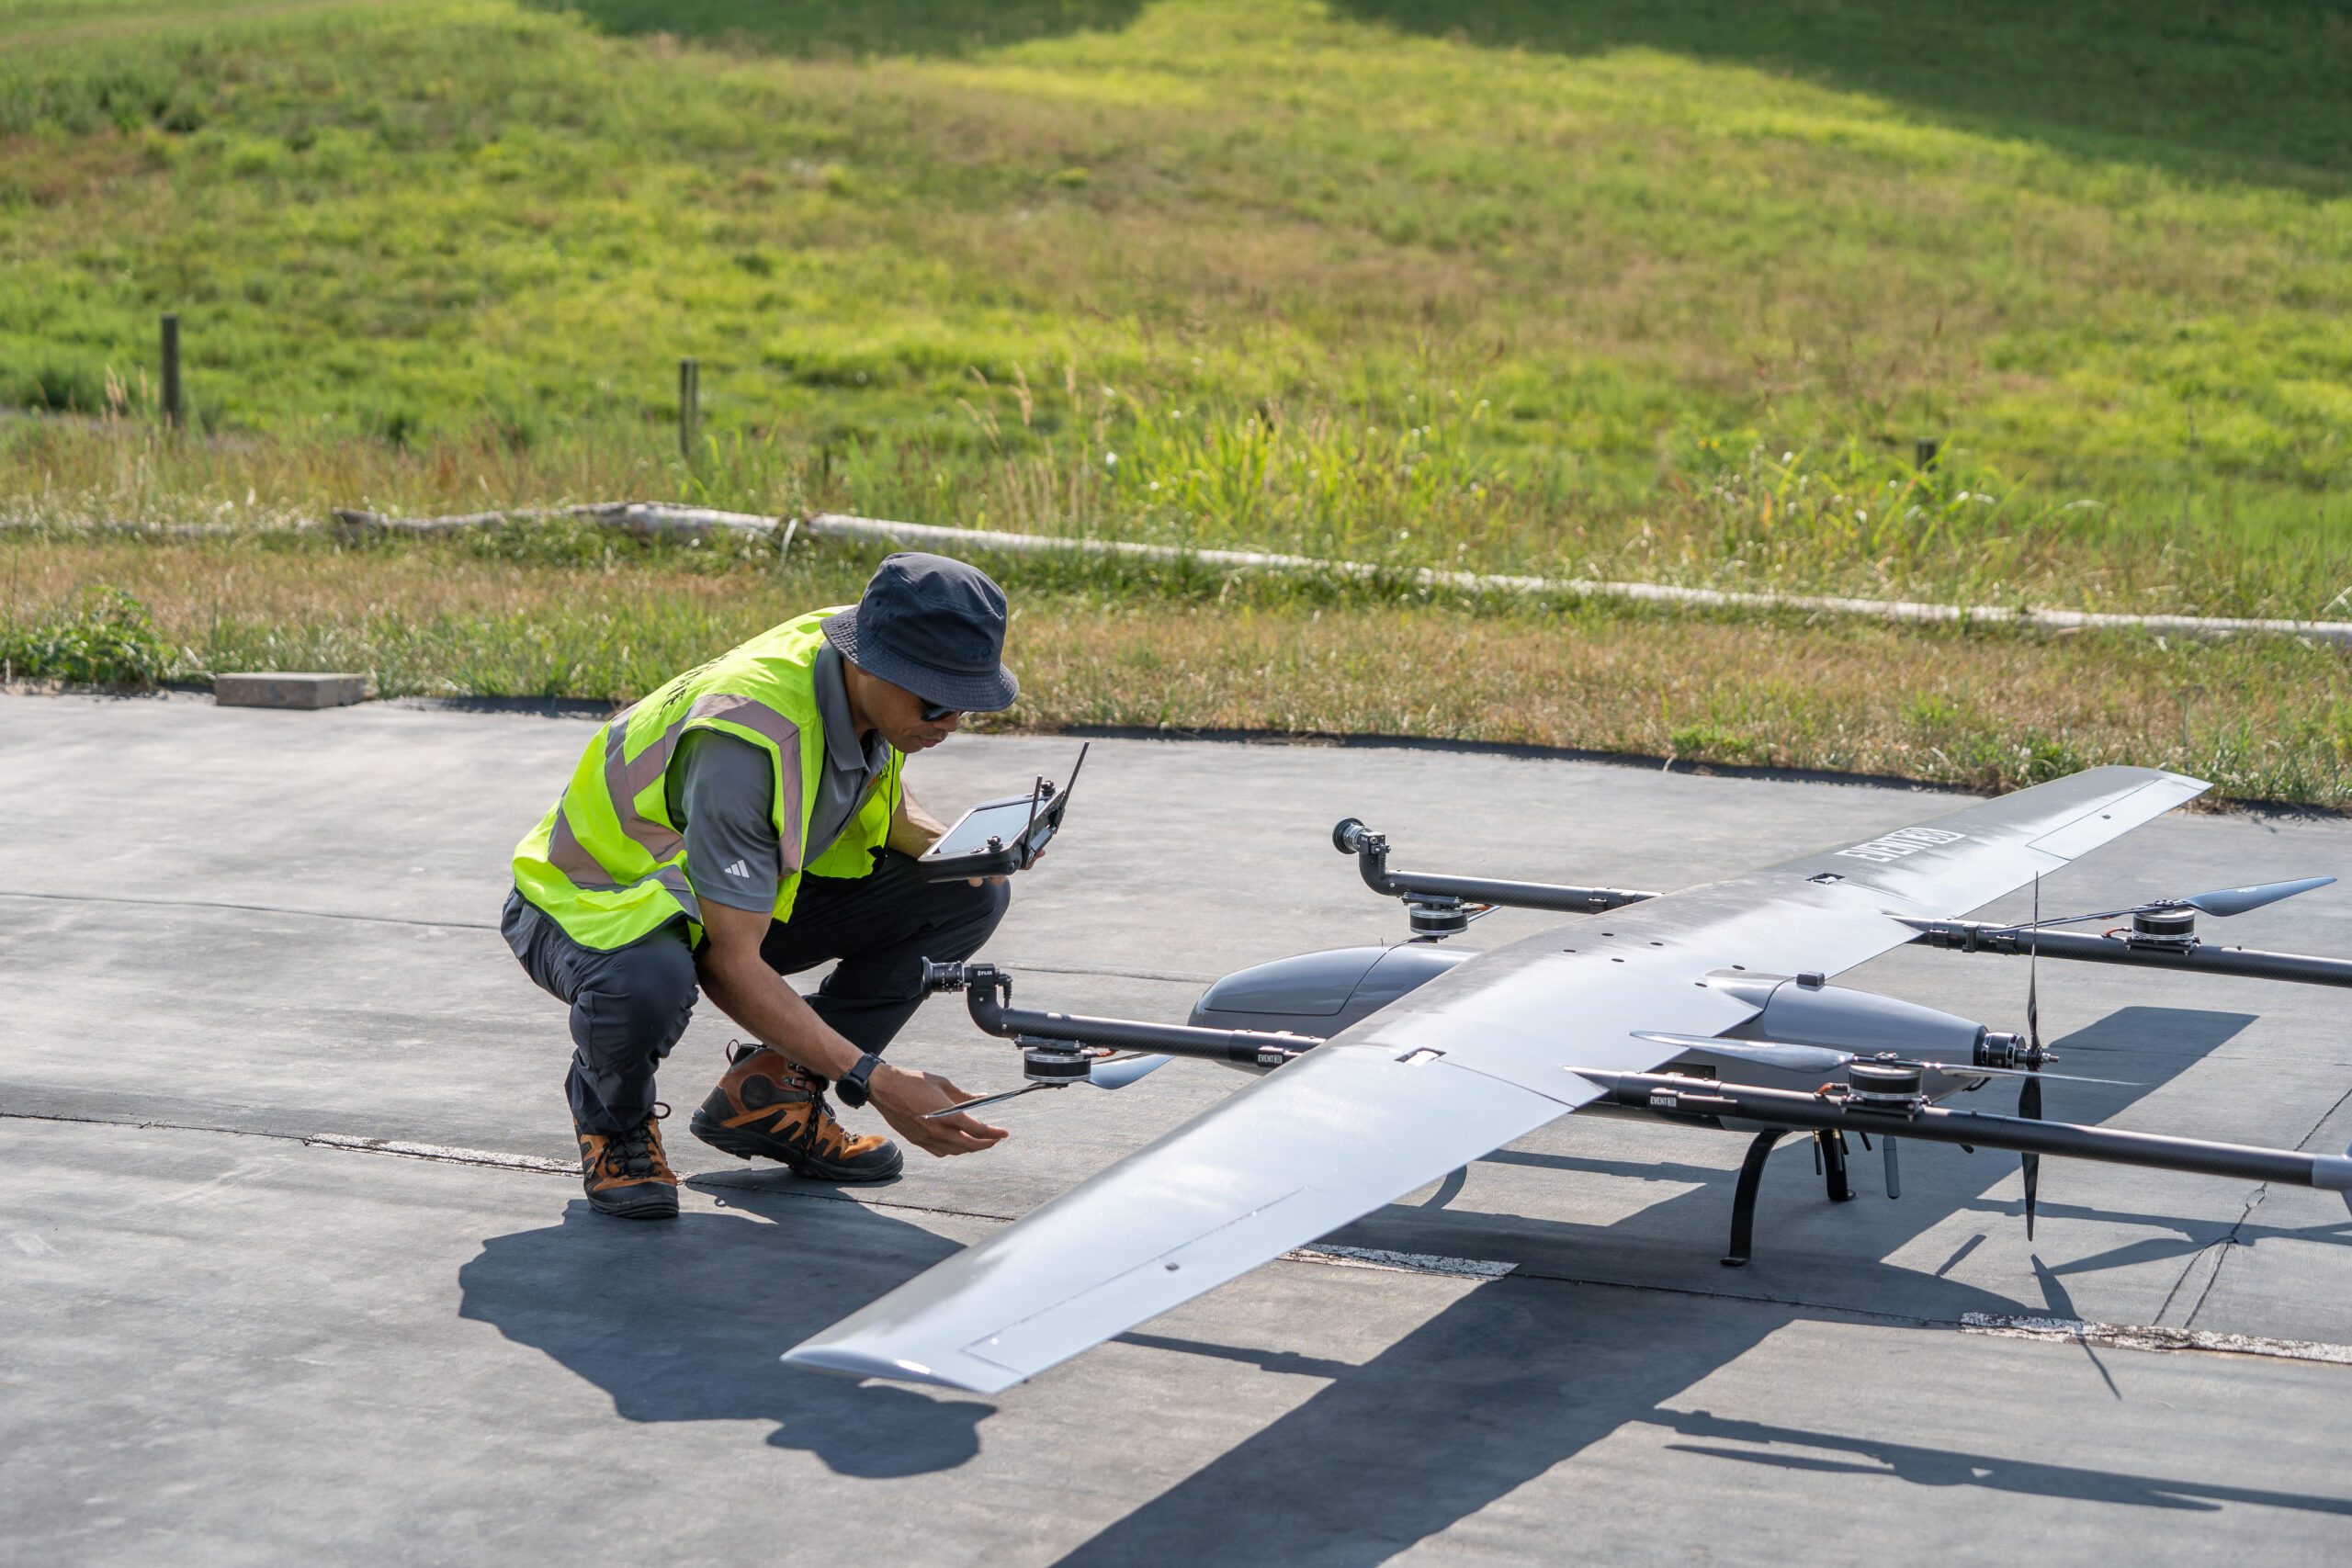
212, 672, 372, 709
5, 691, 2351, 1565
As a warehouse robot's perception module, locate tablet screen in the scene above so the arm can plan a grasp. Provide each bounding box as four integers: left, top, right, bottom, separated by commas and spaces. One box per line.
928, 796, 1044, 860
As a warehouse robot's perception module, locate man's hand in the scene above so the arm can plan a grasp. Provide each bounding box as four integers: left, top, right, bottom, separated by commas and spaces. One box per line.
698, 903, 1006, 1159
868, 1064, 1010, 1156
970, 844, 1040, 887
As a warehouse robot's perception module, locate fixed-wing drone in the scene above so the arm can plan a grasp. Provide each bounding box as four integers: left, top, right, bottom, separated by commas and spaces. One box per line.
786, 766, 2352, 1393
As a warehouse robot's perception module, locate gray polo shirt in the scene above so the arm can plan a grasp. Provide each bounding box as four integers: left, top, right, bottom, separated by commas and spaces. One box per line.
663, 643, 890, 916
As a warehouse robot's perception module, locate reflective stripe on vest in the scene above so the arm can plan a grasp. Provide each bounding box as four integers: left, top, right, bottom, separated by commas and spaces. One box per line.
510, 610, 900, 951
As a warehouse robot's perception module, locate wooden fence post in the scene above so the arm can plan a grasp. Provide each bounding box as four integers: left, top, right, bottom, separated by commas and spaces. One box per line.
161, 313, 183, 429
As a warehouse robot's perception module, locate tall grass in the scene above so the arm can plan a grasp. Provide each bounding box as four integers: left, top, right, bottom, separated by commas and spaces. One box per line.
7, 396, 2347, 617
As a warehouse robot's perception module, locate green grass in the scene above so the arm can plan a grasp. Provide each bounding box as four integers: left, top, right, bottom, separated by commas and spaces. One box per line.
2, 0, 2348, 617
6, 526, 2348, 805
0, 581, 170, 685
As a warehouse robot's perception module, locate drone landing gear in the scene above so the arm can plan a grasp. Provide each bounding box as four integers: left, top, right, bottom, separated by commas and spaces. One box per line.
1720, 1130, 1787, 1268
1719, 1129, 1864, 1268
1815, 1129, 1854, 1203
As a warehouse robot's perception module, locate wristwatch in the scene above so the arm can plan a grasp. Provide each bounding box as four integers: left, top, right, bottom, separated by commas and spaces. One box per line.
836, 1052, 883, 1110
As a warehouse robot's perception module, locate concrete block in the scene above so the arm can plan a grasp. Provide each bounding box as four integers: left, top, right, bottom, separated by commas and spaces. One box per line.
212, 671, 373, 710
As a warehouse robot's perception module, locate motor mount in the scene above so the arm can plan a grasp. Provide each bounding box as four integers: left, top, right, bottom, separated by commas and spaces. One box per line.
1405, 895, 1489, 941
1019, 1042, 1094, 1083
2130, 907, 2199, 951
1972, 1031, 2032, 1070
1844, 1058, 1928, 1113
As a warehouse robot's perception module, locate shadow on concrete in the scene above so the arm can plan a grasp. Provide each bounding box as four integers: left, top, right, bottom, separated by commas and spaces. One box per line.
457, 1189, 993, 1476
1656, 1407, 2352, 1517
526, 0, 1142, 59
1046, 1003, 2352, 1562
1475, 1145, 1733, 1187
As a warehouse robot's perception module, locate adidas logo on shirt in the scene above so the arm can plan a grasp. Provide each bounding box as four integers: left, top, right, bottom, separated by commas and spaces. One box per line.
721, 860, 751, 878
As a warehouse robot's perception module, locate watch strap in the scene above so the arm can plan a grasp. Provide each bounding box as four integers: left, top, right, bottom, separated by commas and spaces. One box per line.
837, 1052, 882, 1109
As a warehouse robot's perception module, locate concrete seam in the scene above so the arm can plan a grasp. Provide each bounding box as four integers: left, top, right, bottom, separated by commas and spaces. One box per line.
0, 1109, 1947, 1321
2179, 1184, 2267, 1331
0, 887, 502, 931
1962, 1312, 2352, 1369
15, 1109, 2335, 1362
0, 1109, 1038, 1223
2294, 1082, 2352, 1156
0, 893, 1217, 985
0, 1108, 576, 1169
2161, 1080, 2352, 1328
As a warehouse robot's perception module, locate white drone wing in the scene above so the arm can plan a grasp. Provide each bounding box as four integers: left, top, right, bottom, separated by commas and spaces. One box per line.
787, 765, 2207, 1392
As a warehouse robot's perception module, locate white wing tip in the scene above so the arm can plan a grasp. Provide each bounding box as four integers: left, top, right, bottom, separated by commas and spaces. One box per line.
781, 1341, 1015, 1393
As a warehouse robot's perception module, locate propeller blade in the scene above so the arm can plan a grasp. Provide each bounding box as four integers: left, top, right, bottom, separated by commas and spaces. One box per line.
924, 1083, 1055, 1118
2181, 875, 2337, 918
2026, 875, 2041, 1053
2020, 885, 2043, 1243
1913, 1061, 2131, 1086
1085, 1053, 1171, 1089
1632, 1032, 1852, 1076
2017, 1071, 2043, 1240
926, 1054, 1174, 1118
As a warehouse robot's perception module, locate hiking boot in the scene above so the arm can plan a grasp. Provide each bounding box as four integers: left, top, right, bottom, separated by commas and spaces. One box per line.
576, 1103, 679, 1220
689, 1042, 903, 1183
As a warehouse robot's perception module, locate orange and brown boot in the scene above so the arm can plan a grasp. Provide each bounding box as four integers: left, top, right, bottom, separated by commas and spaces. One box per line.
690, 1042, 904, 1183
576, 1103, 680, 1220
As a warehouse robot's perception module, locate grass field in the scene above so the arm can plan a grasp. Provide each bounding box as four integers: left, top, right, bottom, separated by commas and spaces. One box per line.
5, 0, 2350, 607
6, 527, 2349, 806
2, 2, 2347, 799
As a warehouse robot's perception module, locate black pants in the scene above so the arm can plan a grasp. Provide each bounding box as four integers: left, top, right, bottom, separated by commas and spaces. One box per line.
503, 852, 1011, 1135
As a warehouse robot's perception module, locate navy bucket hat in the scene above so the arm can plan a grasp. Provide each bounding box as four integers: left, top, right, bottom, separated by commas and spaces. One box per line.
820, 552, 1019, 713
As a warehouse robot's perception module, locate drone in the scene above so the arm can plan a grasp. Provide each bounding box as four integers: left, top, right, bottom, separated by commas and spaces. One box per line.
786, 766, 2352, 1393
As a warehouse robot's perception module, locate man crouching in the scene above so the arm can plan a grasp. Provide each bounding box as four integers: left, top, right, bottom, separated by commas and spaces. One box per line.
502, 552, 1017, 1219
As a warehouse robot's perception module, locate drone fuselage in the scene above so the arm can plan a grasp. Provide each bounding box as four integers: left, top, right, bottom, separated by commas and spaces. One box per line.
1189, 942, 2008, 1111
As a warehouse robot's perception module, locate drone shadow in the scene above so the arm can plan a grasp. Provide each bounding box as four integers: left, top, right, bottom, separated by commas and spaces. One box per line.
1654, 1408, 2352, 1516
1049, 1004, 2352, 1562
456, 1187, 994, 1477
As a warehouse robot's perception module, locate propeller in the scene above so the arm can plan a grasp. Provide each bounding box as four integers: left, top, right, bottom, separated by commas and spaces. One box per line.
925, 1051, 1171, 1117
2178, 875, 2336, 918
1083, 1053, 1172, 1089
1628, 1032, 2129, 1086
1989, 874, 2335, 932
2019, 874, 2043, 1240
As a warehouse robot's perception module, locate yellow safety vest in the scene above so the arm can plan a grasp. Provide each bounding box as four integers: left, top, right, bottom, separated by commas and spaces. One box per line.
511, 608, 903, 950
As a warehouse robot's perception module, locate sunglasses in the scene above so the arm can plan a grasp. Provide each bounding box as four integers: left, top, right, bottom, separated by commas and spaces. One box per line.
920, 700, 964, 723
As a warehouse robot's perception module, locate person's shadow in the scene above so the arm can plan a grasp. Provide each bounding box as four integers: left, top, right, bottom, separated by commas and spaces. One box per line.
456, 1179, 992, 1476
